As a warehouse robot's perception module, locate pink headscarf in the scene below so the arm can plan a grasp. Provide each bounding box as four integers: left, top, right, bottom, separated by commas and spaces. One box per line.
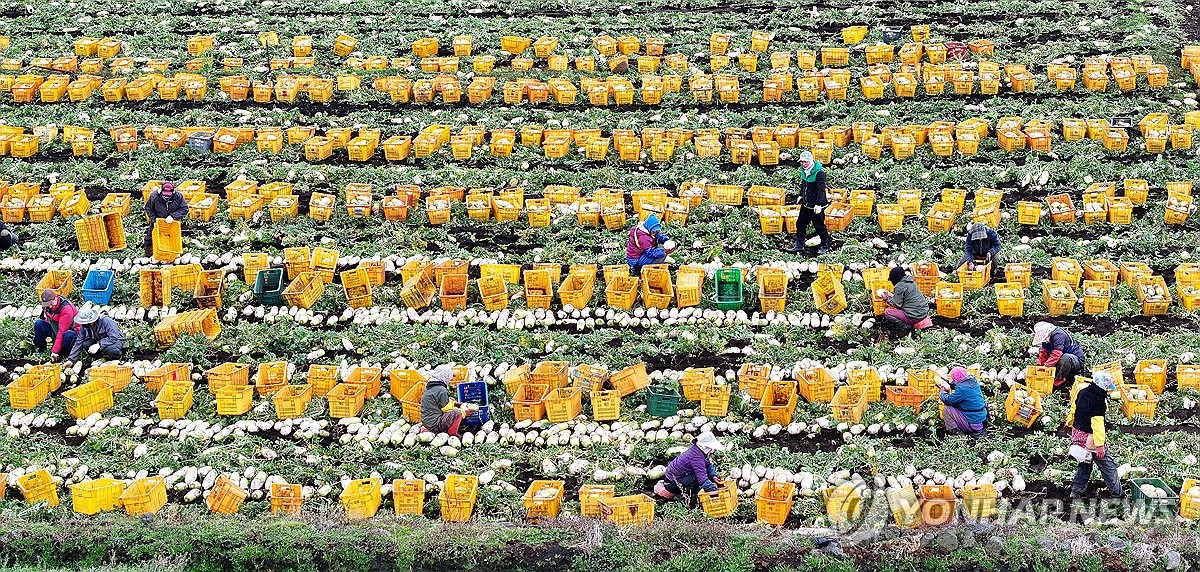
950, 367, 970, 384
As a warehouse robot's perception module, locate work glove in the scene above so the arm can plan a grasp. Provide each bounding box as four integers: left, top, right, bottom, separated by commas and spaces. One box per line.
813, 205, 824, 215
968, 261, 976, 271
1094, 445, 1107, 460
165, 215, 175, 223
88, 343, 101, 355
50, 352, 60, 362
63, 360, 73, 369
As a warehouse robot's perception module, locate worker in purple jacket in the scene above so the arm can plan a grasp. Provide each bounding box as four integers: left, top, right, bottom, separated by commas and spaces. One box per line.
653, 431, 724, 499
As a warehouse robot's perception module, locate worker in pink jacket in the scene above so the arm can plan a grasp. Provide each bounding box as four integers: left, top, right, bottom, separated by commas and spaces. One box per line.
33, 289, 79, 362
625, 214, 676, 272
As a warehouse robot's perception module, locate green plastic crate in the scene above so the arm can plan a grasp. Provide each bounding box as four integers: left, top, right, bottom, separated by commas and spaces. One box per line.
253, 268, 286, 306
1130, 478, 1178, 512
646, 385, 680, 417
714, 268, 743, 310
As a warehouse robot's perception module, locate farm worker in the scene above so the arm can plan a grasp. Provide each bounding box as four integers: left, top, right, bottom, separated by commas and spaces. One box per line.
0, 220, 17, 250
142, 181, 190, 257
937, 367, 988, 437
66, 309, 126, 364
1065, 371, 1122, 499
420, 365, 474, 437
1033, 321, 1085, 387
625, 214, 675, 273
785, 150, 831, 255
958, 222, 1001, 271
879, 267, 933, 330
32, 289, 79, 363
654, 431, 724, 500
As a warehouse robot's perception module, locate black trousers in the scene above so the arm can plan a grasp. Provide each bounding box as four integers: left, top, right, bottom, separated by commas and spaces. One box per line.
794, 207, 831, 248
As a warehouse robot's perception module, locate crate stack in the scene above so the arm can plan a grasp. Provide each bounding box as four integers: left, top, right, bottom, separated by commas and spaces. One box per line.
74, 213, 126, 253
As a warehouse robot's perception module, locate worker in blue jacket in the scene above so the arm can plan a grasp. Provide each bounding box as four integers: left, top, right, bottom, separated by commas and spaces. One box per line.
66, 309, 125, 364
938, 367, 988, 437
958, 222, 1001, 271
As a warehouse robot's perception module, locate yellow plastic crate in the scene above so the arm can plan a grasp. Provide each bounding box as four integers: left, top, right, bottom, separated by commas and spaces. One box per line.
120, 476, 166, 515
16, 469, 60, 507
263, 483, 301, 515
89, 364, 133, 392
761, 381, 797, 424
920, 485, 957, 526
823, 484, 862, 525
523, 480, 565, 521
755, 481, 795, 525
1005, 383, 1043, 428
508, 383, 547, 423
283, 272, 324, 309
62, 379, 114, 419
8, 369, 55, 409
273, 384, 313, 419
830, 385, 867, 423
699, 483, 738, 518
328, 383, 366, 418
215, 385, 254, 415
886, 486, 922, 528
797, 367, 835, 403
935, 281, 964, 319
206, 362, 251, 393
69, 478, 125, 515
439, 475, 479, 522
579, 484, 616, 518
340, 477, 382, 520
599, 494, 655, 526
1120, 384, 1158, 420
1134, 360, 1167, 394
156, 380, 195, 420
961, 484, 998, 519
392, 479, 426, 516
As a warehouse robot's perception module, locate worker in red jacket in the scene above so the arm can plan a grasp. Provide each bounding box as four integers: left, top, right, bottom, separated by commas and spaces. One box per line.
32, 289, 79, 362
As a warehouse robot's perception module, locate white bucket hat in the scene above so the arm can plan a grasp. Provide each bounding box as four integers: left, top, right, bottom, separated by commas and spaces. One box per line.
696, 431, 725, 453
1032, 321, 1055, 345
798, 150, 814, 163
75, 308, 100, 325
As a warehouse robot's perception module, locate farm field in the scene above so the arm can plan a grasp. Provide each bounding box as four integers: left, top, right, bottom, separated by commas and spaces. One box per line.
1, 0, 1200, 570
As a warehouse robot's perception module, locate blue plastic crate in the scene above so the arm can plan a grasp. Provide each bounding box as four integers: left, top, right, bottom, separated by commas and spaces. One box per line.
461, 405, 489, 428
81, 270, 115, 304
187, 132, 213, 153
456, 381, 488, 406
